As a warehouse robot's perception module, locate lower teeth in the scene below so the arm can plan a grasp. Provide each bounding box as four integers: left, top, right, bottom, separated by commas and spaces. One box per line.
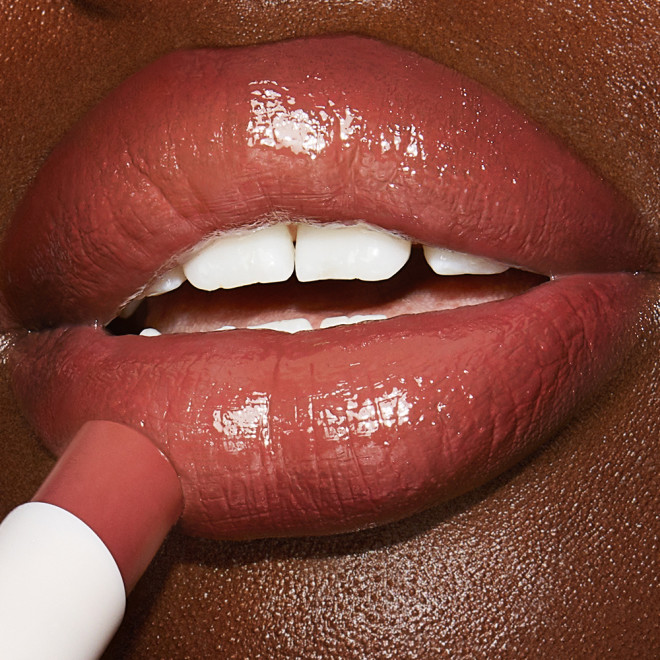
139, 314, 390, 336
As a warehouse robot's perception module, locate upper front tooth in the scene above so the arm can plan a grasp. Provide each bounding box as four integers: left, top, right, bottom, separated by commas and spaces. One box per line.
423, 245, 509, 275
183, 224, 295, 291
295, 223, 411, 282
145, 265, 186, 297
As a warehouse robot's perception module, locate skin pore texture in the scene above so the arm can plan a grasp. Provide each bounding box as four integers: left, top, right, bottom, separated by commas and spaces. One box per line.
0, 0, 657, 657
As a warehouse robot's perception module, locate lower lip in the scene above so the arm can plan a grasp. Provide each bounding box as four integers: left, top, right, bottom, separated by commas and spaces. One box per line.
7, 272, 649, 539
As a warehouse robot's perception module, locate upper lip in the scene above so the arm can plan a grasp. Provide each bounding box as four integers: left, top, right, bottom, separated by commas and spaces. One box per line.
0, 35, 655, 539
1, 35, 654, 330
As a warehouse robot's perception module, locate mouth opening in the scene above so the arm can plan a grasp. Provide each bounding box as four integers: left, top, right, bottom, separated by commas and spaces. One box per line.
107, 223, 547, 337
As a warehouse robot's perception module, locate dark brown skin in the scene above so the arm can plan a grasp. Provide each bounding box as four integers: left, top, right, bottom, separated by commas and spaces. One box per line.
1, 1, 658, 657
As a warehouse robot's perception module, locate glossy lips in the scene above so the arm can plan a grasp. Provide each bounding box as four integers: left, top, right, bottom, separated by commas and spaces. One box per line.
0, 36, 652, 539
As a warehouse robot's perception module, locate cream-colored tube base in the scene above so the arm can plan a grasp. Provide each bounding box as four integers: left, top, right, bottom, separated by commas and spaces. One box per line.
0, 502, 126, 660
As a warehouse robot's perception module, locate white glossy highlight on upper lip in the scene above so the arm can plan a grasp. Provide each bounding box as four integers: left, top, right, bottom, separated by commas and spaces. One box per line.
295, 223, 411, 282
422, 245, 508, 275
247, 85, 330, 157
182, 224, 295, 290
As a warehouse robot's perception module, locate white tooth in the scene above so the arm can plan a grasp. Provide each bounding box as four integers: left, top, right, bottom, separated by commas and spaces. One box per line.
295, 223, 411, 282
183, 224, 295, 291
214, 326, 237, 332
247, 318, 313, 333
423, 245, 509, 275
145, 265, 186, 297
119, 298, 141, 319
319, 314, 387, 329
139, 327, 161, 337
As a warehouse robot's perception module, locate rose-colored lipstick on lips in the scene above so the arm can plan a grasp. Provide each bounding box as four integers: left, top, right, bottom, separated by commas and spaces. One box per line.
0, 36, 654, 539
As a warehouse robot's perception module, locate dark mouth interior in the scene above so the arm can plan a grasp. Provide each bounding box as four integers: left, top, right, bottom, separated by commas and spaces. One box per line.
108, 248, 547, 336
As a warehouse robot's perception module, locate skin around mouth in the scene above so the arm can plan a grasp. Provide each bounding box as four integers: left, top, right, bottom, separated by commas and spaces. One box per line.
0, 36, 654, 539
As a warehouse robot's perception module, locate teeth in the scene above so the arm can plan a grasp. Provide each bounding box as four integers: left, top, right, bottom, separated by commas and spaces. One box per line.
295, 223, 411, 282
143, 316, 383, 335
145, 265, 186, 296
139, 327, 161, 337
319, 314, 387, 329
119, 298, 142, 319
152, 224, 507, 294
182, 224, 295, 291
422, 245, 508, 275
247, 318, 313, 333
129, 223, 512, 338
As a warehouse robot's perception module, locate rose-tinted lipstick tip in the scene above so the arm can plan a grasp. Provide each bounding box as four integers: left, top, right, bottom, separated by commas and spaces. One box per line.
32, 420, 183, 592
0, 420, 183, 659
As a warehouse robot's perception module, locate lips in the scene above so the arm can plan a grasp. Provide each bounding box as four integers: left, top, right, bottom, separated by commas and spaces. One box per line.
0, 36, 654, 539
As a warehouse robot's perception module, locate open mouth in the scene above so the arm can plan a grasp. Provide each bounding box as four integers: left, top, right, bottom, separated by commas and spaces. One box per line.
0, 36, 653, 539
109, 223, 543, 337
